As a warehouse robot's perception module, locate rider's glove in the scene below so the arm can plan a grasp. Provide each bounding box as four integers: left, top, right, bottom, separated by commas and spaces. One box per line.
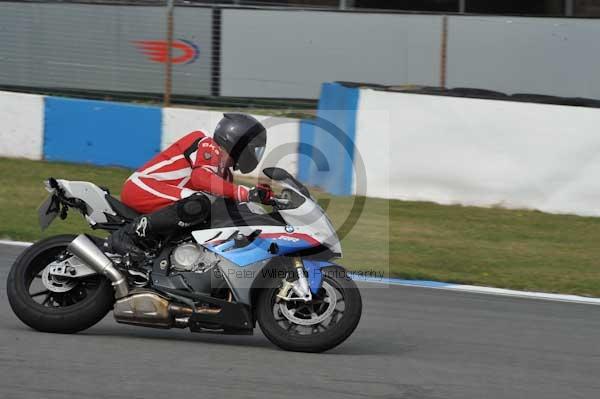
248, 184, 274, 205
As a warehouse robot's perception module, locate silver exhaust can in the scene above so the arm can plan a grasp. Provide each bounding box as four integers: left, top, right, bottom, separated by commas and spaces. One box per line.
68, 234, 128, 299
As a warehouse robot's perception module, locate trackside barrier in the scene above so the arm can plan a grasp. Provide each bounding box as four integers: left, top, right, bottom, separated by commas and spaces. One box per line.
0, 91, 302, 180
44, 97, 162, 169
4, 3, 600, 100
353, 86, 600, 217
298, 83, 359, 196
6, 85, 600, 218
0, 91, 44, 160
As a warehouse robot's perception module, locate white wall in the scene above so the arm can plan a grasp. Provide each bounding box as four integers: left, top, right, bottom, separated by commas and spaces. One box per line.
162, 107, 300, 179
353, 108, 391, 199
356, 89, 600, 217
0, 91, 44, 160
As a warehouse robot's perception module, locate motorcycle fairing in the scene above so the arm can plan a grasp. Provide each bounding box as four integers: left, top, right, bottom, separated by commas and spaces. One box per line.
192, 227, 336, 298
303, 259, 334, 294
192, 226, 321, 267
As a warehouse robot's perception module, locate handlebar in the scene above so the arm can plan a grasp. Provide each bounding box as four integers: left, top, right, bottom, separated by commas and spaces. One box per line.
271, 196, 291, 206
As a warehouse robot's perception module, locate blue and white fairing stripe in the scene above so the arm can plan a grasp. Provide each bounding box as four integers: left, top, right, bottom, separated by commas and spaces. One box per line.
191, 226, 322, 267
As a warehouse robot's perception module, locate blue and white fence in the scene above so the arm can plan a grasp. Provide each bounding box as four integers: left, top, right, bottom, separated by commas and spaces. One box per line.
298, 83, 359, 196
44, 97, 163, 169
0, 91, 301, 178
301, 83, 600, 217
3, 86, 600, 217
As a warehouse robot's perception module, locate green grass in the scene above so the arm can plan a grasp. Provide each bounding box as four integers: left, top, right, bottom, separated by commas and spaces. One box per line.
1, 157, 599, 297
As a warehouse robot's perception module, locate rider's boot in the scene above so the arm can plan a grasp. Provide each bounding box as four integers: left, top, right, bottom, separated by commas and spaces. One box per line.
105, 193, 211, 258
104, 217, 155, 259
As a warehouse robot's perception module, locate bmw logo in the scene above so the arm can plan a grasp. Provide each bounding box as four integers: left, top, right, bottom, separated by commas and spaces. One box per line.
285, 225, 294, 233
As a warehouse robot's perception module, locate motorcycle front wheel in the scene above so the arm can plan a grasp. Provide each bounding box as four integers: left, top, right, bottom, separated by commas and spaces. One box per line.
7, 235, 114, 334
256, 266, 362, 353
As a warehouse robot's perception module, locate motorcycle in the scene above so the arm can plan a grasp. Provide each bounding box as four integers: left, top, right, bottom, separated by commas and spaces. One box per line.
7, 167, 362, 352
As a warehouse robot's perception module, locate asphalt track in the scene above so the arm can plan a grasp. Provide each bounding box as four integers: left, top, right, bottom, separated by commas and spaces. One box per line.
1, 244, 599, 399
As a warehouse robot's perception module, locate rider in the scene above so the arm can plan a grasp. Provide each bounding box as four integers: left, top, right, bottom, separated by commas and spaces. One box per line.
106, 113, 274, 256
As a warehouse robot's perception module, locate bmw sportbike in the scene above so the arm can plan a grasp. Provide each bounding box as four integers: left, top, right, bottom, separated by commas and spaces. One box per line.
7, 167, 362, 352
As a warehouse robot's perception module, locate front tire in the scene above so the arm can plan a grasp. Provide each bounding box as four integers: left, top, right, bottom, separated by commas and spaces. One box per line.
256, 266, 362, 353
7, 235, 114, 334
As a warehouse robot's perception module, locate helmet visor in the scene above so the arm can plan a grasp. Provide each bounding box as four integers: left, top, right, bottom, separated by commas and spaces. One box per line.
254, 145, 266, 163
233, 127, 267, 174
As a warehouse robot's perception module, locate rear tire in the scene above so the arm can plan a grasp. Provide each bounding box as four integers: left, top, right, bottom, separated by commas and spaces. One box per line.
7, 235, 114, 334
256, 266, 362, 353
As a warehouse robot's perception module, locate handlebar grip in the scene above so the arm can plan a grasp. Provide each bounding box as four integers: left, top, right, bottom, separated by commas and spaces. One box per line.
272, 197, 291, 206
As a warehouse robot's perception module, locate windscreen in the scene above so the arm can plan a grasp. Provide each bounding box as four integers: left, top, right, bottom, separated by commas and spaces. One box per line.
263, 167, 312, 198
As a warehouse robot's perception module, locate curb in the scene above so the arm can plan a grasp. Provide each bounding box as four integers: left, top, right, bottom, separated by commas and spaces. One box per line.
1, 239, 598, 306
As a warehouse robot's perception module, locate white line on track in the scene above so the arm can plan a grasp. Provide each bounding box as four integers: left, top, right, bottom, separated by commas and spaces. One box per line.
1, 239, 598, 305
351, 274, 600, 306
0, 239, 34, 247
445, 284, 600, 305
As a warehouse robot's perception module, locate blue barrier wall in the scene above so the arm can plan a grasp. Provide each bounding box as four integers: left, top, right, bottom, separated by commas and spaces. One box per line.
298, 83, 359, 195
44, 97, 162, 169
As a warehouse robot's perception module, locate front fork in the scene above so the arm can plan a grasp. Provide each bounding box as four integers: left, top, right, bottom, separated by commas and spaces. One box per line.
277, 258, 331, 302
291, 258, 312, 301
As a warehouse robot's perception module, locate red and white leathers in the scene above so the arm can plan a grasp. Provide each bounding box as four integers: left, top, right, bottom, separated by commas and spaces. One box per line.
121, 131, 250, 214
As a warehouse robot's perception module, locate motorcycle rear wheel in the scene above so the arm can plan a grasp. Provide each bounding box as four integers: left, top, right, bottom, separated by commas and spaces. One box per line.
7, 235, 114, 334
256, 266, 362, 353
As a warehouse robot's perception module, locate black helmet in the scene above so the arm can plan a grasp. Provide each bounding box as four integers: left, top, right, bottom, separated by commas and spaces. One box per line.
213, 113, 267, 174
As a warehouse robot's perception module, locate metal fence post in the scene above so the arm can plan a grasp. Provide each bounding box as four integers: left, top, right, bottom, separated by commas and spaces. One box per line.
339, 0, 354, 10
440, 15, 448, 88
164, 0, 174, 107
211, 8, 222, 97
565, 0, 574, 16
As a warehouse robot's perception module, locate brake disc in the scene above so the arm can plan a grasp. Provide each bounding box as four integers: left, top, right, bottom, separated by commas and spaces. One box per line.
278, 282, 337, 326
42, 264, 76, 293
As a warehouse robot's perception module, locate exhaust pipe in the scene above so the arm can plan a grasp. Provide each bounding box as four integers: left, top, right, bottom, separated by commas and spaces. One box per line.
68, 234, 128, 299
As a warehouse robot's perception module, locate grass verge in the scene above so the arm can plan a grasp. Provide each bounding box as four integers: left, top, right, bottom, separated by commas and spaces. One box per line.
1, 157, 599, 296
